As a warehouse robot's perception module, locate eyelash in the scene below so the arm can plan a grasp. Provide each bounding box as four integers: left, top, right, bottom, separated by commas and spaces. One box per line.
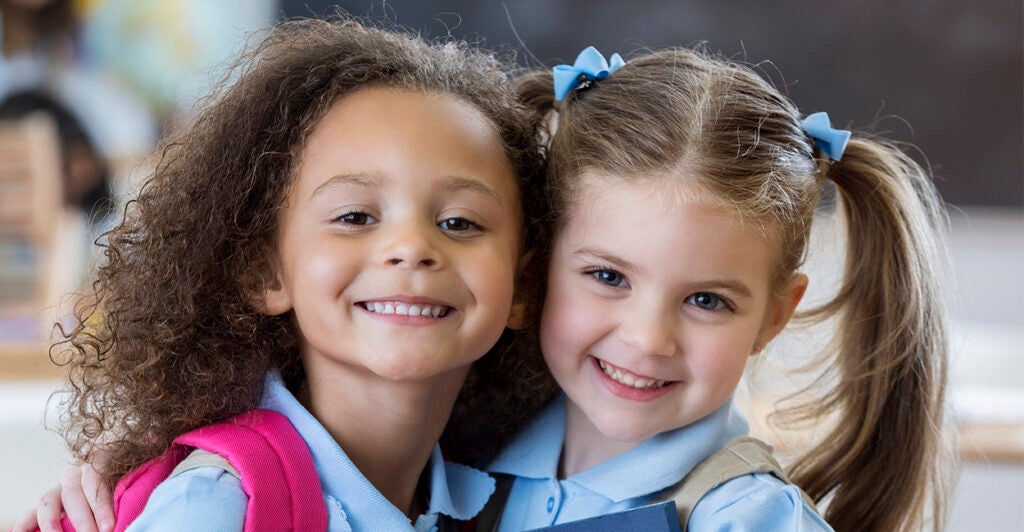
330, 212, 484, 234
438, 217, 483, 233
584, 267, 629, 288
685, 292, 734, 313
332, 211, 377, 225
584, 267, 735, 312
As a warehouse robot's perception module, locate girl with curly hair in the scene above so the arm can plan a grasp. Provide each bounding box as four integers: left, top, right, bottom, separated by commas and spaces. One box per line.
17, 16, 553, 532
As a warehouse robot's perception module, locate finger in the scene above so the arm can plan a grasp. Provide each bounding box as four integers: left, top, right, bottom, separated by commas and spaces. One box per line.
34, 486, 64, 532
80, 463, 115, 532
10, 504, 41, 532
59, 466, 99, 532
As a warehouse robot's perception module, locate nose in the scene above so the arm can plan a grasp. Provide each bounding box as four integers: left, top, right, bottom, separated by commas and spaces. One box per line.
617, 299, 678, 357
379, 220, 443, 270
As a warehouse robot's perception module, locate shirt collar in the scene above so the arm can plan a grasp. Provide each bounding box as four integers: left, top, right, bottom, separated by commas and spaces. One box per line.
260, 372, 493, 528
426, 448, 495, 520
486, 392, 749, 503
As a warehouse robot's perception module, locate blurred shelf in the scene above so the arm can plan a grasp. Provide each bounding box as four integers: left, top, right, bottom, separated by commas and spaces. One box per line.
0, 341, 63, 380
959, 422, 1024, 464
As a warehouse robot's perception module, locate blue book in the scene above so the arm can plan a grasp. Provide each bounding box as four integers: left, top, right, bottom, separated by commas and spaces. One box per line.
526, 501, 682, 532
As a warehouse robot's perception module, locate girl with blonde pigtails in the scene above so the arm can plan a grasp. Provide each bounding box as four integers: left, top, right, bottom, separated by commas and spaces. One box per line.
478, 45, 952, 531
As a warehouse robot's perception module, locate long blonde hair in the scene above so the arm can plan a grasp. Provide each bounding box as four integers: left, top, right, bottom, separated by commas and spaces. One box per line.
518, 47, 951, 531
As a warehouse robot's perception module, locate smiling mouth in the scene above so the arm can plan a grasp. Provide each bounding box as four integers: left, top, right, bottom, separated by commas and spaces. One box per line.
597, 359, 670, 390
358, 301, 452, 318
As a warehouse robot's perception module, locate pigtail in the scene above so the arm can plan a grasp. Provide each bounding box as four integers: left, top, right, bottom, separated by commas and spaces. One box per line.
516, 69, 558, 120
789, 138, 953, 531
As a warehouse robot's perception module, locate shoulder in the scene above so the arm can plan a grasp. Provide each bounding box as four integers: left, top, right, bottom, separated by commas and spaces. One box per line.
125, 466, 248, 532
688, 473, 833, 531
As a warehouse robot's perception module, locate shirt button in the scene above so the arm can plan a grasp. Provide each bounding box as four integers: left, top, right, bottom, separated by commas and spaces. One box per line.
546, 496, 555, 512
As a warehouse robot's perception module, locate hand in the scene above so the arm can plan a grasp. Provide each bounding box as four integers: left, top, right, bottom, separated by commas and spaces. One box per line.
9, 462, 115, 532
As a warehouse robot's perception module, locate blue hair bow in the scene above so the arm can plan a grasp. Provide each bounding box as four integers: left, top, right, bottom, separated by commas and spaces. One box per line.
553, 46, 625, 101
801, 112, 851, 161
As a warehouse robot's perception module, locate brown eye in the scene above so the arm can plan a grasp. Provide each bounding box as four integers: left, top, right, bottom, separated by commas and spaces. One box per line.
439, 217, 481, 232
333, 211, 376, 225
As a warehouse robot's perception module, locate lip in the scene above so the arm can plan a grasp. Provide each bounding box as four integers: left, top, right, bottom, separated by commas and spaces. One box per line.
359, 295, 454, 307
590, 356, 678, 402
355, 295, 457, 323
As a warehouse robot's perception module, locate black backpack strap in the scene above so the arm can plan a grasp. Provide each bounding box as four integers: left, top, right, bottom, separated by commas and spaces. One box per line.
474, 473, 516, 532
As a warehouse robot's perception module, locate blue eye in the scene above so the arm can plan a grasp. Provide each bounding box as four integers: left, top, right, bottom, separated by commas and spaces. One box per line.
334, 211, 377, 225
439, 217, 481, 232
590, 269, 627, 287
687, 292, 728, 311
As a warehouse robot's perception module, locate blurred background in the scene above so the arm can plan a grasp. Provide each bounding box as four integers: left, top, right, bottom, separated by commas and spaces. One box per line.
0, 0, 1020, 528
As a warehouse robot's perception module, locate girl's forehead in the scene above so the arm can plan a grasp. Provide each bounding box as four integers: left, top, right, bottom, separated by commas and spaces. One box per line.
567, 171, 775, 246
573, 170, 728, 211
292, 87, 516, 189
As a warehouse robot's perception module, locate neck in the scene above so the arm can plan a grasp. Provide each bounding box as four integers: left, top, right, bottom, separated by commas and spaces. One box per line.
298, 356, 470, 518
559, 400, 642, 478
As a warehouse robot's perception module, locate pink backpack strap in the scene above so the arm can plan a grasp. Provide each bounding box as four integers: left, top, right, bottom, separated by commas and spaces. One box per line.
48, 409, 327, 532
172, 409, 327, 531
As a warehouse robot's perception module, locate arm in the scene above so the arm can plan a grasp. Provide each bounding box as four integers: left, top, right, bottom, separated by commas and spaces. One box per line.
688, 474, 833, 531
10, 464, 248, 532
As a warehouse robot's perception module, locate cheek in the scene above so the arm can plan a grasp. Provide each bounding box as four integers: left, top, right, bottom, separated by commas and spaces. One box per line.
302, 241, 358, 288
539, 277, 598, 362
686, 331, 754, 387
470, 248, 519, 309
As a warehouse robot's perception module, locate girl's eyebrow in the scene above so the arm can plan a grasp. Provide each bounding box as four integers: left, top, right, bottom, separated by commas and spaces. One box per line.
687, 279, 754, 299
309, 174, 504, 210
310, 172, 381, 198
440, 176, 506, 210
573, 247, 636, 272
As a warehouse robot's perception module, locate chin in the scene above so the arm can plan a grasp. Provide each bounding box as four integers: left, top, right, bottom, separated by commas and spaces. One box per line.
589, 413, 661, 444
371, 356, 470, 383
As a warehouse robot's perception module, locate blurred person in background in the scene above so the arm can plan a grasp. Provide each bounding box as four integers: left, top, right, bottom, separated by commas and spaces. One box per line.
0, 89, 114, 313
1, 0, 156, 179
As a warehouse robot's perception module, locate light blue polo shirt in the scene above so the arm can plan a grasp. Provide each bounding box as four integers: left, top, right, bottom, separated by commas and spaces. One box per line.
487, 394, 832, 531
127, 372, 494, 532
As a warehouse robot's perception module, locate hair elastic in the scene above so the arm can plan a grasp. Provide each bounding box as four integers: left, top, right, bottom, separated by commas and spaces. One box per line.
553, 46, 625, 101
801, 112, 851, 161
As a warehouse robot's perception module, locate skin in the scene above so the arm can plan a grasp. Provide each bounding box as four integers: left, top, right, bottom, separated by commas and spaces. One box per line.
14, 86, 525, 531
541, 174, 806, 477
261, 87, 523, 515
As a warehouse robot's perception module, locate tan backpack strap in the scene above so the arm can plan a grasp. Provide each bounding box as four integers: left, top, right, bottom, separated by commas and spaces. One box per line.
653, 436, 819, 528
169, 448, 241, 480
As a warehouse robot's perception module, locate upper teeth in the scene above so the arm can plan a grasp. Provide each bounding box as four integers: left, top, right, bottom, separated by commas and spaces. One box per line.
599, 360, 666, 389
365, 302, 447, 317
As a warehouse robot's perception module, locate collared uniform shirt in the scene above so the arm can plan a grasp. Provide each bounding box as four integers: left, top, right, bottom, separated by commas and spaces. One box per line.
487, 394, 832, 531
127, 372, 494, 532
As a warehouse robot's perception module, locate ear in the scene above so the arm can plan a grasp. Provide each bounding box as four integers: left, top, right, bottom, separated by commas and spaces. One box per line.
752, 273, 808, 355
506, 302, 528, 330
506, 249, 536, 330
251, 249, 292, 316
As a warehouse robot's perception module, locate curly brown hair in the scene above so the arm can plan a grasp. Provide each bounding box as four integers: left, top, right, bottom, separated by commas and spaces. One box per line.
56, 16, 555, 480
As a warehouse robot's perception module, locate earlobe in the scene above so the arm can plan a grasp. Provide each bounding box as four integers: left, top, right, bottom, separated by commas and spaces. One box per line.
506, 302, 527, 330
253, 254, 292, 316
506, 248, 536, 331
752, 273, 808, 355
